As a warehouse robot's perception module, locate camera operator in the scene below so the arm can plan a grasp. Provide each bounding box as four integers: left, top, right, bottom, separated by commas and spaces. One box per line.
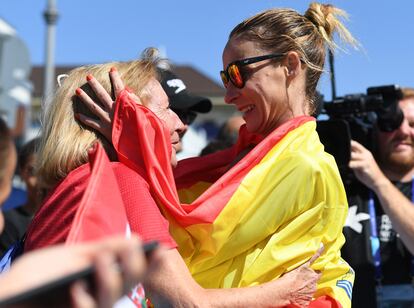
342, 87, 414, 307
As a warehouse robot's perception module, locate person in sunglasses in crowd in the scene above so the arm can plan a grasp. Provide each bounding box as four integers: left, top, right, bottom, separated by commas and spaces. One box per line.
341, 87, 414, 307
76, 3, 358, 307
158, 68, 212, 155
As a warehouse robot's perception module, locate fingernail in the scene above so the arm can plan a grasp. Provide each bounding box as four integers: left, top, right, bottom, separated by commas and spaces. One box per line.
110, 67, 117, 73
75, 88, 82, 96
86, 74, 93, 81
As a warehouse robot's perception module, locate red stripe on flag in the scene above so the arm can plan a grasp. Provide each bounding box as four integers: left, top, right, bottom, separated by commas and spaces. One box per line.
112, 90, 315, 226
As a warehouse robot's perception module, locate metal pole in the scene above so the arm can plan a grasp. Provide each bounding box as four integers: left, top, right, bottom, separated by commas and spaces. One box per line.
328, 49, 336, 100
0, 20, 16, 96
43, 0, 59, 100
0, 39, 4, 96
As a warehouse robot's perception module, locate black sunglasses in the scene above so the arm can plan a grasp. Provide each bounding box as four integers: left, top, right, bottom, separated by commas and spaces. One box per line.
174, 109, 197, 125
220, 53, 286, 89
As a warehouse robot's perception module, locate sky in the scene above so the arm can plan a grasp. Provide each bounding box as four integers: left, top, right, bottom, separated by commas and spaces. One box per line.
1, 0, 414, 101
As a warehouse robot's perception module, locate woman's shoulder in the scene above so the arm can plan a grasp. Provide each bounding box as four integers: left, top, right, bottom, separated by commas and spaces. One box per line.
278, 144, 339, 179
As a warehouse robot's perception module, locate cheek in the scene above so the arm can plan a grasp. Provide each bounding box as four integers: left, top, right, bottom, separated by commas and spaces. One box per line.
377, 133, 394, 149
153, 110, 175, 134
246, 86, 270, 118
166, 110, 181, 134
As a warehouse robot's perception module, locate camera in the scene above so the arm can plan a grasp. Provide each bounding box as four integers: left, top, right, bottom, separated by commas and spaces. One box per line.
316, 85, 403, 183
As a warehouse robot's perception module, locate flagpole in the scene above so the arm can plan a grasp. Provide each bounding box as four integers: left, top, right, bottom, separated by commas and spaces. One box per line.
43, 0, 59, 101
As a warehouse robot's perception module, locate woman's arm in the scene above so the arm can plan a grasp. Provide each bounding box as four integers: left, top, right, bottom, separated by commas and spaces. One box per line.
146, 247, 322, 308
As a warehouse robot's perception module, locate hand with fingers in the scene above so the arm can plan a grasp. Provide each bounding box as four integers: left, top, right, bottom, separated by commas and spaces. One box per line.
277, 244, 324, 307
0, 235, 148, 308
75, 67, 140, 143
70, 235, 149, 308
348, 140, 385, 190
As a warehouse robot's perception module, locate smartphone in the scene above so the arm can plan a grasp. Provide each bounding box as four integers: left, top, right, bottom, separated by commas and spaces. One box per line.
0, 241, 159, 308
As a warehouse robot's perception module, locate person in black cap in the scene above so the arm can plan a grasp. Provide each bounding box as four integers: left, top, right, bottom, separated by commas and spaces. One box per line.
158, 69, 212, 153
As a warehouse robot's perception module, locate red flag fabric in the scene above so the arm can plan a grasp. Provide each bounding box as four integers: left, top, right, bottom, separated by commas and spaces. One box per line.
111, 90, 352, 307
66, 143, 129, 243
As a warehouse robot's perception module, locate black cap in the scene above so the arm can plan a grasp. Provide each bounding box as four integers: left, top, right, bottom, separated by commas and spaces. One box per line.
158, 69, 212, 113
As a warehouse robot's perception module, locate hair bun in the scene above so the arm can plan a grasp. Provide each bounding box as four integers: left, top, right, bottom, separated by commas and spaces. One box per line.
304, 2, 358, 51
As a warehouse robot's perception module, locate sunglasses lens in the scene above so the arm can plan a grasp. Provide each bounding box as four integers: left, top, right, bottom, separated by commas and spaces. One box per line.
228, 64, 243, 88
220, 71, 229, 87
187, 112, 197, 125
176, 110, 197, 125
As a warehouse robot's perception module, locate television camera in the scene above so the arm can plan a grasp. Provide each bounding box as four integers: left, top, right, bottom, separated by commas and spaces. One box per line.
316, 85, 403, 183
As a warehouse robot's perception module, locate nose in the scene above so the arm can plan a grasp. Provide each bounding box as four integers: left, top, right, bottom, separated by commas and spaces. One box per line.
171, 110, 186, 135
396, 118, 411, 137
224, 84, 239, 105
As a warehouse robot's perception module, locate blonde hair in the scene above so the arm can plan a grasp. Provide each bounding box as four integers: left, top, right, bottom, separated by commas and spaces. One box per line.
38, 50, 160, 189
229, 2, 358, 113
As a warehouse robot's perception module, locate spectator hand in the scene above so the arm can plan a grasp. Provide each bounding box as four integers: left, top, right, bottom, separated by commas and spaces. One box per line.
0, 235, 146, 308
348, 140, 386, 190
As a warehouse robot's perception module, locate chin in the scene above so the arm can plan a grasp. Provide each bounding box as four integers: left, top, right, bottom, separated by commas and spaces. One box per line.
245, 121, 260, 134
386, 153, 414, 173
170, 154, 178, 168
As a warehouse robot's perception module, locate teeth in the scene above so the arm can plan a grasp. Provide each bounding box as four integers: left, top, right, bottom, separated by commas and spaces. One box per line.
240, 105, 254, 113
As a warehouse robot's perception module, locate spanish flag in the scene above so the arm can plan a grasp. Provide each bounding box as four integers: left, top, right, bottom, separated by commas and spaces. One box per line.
66, 143, 130, 243
112, 91, 354, 307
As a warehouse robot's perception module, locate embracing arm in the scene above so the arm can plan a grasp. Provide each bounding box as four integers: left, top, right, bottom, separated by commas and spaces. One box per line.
349, 140, 414, 254
145, 247, 321, 308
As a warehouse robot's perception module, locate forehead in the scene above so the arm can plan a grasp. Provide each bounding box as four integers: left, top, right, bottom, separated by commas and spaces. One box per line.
223, 38, 264, 66
143, 78, 169, 107
400, 98, 414, 117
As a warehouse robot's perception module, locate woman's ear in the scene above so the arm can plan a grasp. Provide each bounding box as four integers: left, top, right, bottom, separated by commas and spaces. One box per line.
284, 51, 302, 78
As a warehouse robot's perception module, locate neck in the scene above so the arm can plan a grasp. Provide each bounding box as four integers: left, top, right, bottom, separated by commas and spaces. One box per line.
23, 192, 40, 215
381, 165, 414, 183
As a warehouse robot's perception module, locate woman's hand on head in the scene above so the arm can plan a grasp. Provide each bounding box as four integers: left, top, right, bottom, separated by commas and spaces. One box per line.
75, 67, 141, 143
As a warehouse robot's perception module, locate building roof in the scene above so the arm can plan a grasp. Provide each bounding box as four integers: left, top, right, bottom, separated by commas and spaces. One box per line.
30, 64, 225, 98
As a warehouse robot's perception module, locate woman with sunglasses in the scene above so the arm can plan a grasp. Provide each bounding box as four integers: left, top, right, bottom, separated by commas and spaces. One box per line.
77, 3, 357, 307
